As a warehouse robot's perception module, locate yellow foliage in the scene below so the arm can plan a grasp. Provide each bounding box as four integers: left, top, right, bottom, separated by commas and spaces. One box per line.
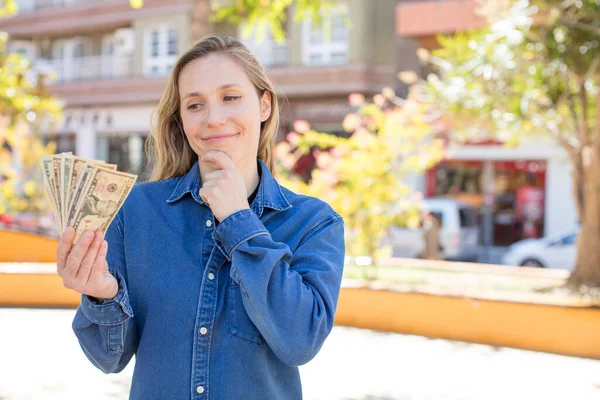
0, 15, 63, 217
275, 90, 446, 266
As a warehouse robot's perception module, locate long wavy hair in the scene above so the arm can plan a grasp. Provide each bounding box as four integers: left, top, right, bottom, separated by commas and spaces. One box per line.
145, 34, 279, 181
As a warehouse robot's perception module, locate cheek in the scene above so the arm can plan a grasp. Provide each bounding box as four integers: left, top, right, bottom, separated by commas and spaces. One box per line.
180, 114, 202, 138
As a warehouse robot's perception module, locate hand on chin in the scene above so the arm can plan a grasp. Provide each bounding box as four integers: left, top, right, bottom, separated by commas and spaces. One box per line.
198, 151, 249, 222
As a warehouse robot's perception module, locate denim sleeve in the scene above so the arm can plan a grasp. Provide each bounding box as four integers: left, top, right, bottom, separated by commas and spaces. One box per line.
72, 211, 139, 374
213, 208, 345, 367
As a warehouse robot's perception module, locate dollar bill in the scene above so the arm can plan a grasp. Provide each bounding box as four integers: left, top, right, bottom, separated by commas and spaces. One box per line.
61, 152, 73, 229
66, 162, 99, 228
70, 167, 137, 244
51, 155, 63, 232
40, 156, 61, 233
66, 156, 116, 222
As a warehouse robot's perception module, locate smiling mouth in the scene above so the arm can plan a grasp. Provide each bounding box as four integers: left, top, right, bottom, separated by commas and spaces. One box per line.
203, 133, 239, 142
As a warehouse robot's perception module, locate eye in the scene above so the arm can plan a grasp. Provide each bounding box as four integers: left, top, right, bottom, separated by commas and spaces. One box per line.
187, 103, 203, 110
224, 95, 241, 102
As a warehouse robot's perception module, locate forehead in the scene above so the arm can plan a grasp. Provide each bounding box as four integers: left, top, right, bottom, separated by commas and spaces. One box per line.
178, 53, 253, 95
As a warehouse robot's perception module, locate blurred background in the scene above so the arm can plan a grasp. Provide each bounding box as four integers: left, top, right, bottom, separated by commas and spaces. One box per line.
1, 0, 600, 399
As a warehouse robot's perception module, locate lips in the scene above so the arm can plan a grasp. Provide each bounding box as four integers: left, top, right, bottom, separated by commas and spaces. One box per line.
203, 133, 239, 142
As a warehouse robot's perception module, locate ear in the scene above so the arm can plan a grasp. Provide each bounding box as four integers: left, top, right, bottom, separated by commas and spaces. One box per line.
259, 91, 272, 123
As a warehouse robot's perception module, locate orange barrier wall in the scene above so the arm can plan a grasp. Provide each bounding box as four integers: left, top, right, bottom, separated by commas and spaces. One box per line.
334, 287, 600, 360
0, 273, 79, 308
0, 230, 58, 262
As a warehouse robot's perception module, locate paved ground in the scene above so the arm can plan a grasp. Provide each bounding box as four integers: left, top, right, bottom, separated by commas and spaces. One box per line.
1, 308, 599, 400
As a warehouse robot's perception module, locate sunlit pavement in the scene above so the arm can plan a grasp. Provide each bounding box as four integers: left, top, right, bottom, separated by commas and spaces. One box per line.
1, 308, 599, 400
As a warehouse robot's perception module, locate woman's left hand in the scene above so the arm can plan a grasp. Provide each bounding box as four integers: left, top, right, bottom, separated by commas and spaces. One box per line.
199, 151, 250, 222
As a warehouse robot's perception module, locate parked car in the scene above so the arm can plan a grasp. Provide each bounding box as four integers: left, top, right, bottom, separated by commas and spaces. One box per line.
385, 198, 480, 261
502, 231, 578, 271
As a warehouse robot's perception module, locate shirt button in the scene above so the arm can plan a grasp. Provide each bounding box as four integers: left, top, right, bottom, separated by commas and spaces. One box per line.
206, 220, 212, 227
196, 385, 205, 394
208, 272, 215, 280
200, 327, 208, 335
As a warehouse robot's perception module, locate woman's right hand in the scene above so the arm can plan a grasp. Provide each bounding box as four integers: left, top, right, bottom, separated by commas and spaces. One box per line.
56, 227, 119, 301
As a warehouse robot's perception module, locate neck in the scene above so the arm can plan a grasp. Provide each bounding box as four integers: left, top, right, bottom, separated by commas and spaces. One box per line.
199, 157, 260, 198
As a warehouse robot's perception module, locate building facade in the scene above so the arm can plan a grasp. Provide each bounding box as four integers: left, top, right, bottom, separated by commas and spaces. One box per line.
395, 0, 578, 245
1, 0, 400, 180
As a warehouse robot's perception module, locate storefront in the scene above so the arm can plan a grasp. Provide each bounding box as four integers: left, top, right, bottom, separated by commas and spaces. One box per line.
426, 159, 547, 246
418, 140, 577, 247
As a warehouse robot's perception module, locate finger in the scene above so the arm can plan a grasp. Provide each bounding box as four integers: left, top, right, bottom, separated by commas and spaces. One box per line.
204, 170, 227, 181
199, 187, 211, 205
63, 231, 95, 280
86, 240, 109, 287
201, 180, 219, 188
76, 231, 103, 281
56, 226, 76, 272
201, 151, 235, 170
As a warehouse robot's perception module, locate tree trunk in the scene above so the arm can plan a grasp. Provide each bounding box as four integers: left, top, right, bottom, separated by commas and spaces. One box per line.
190, 0, 214, 44
567, 151, 600, 287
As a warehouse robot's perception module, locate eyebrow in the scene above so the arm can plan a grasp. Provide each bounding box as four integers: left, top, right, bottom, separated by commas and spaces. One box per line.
182, 83, 242, 100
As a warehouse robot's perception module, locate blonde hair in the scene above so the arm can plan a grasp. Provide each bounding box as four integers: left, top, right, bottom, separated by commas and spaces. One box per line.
146, 34, 279, 181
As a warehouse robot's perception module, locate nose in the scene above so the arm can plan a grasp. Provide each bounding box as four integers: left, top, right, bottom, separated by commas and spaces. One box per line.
204, 103, 227, 127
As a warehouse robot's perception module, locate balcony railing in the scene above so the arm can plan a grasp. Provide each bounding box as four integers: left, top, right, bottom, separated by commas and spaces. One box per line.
17, 0, 94, 13
36, 55, 136, 83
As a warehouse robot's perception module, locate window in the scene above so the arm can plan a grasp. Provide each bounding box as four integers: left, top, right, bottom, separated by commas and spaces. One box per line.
552, 233, 577, 247
42, 134, 76, 154
459, 207, 478, 227
51, 37, 92, 82
563, 234, 577, 245
168, 29, 178, 56
239, 23, 288, 67
96, 135, 149, 181
151, 31, 160, 57
10, 40, 36, 61
144, 27, 178, 76
302, 5, 349, 66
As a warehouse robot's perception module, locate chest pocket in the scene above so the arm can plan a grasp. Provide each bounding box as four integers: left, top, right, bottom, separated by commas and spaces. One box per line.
228, 284, 265, 345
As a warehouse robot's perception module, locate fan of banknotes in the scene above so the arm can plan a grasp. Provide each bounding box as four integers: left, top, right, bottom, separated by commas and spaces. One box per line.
40, 152, 137, 244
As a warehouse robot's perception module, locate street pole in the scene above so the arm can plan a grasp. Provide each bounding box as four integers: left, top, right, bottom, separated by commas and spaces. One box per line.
483, 160, 495, 263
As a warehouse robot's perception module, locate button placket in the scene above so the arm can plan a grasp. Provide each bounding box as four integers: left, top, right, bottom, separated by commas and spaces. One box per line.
191, 245, 225, 399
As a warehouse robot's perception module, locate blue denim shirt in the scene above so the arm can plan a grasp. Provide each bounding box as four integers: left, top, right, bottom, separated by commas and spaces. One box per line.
72, 159, 345, 400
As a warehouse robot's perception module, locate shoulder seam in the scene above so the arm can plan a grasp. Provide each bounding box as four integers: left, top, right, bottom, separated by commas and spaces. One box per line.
298, 213, 342, 247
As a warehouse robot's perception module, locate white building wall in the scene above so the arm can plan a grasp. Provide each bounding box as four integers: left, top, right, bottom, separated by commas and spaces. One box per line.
545, 157, 578, 237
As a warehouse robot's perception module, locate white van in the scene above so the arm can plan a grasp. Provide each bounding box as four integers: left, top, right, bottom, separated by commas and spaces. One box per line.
385, 198, 480, 261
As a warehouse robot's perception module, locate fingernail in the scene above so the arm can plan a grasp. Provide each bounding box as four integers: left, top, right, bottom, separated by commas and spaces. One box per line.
102, 240, 108, 249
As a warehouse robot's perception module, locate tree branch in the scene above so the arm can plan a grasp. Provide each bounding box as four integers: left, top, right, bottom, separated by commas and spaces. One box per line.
558, 17, 600, 36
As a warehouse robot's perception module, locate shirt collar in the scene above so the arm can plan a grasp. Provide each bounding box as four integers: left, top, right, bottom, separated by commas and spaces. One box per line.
166, 159, 292, 217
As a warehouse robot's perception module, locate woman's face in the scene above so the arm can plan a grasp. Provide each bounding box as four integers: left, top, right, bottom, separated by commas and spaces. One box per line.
178, 53, 271, 171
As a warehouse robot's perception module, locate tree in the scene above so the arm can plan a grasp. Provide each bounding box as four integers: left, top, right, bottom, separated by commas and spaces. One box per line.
132, 0, 337, 42
410, 0, 600, 287
274, 90, 445, 279
0, 3, 62, 222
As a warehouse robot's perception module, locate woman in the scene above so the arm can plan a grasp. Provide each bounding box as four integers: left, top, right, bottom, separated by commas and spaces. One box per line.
56, 34, 345, 400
